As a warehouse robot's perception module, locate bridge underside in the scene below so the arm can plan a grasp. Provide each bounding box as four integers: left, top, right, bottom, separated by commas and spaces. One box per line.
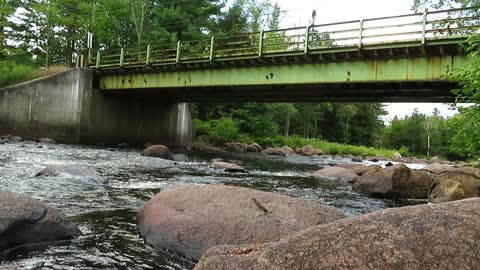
101, 81, 457, 103
94, 44, 470, 103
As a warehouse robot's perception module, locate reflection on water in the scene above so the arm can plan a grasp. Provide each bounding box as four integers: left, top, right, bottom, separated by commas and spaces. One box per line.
0, 141, 422, 269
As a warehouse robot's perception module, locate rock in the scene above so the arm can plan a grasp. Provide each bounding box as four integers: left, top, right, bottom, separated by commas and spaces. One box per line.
353, 164, 434, 199
224, 142, 247, 153
312, 167, 359, 183
194, 198, 480, 270
245, 144, 262, 153
367, 157, 379, 162
0, 135, 12, 140
315, 148, 325, 155
385, 162, 394, 167
392, 152, 402, 160
210, 162, 247, 173
144, 142, 154, 148
8, 136, 22, 143
262, 148, 287, 157
351, 157, 363, 162
173, 154, 189, 162
137, 185, 345, 260
0, 192, 81, 252
38, 138, 56, 144
117, 142, 129, 147
429, 156, 442, 164
35, 164, 106, 185
210, 158, 224, 163
428, 167, 480, 203
335, 164, 381, 176
280, 146, 296, 155
142, 145, 174, 160
422, 163, 454, 174
296, 145, 317, 156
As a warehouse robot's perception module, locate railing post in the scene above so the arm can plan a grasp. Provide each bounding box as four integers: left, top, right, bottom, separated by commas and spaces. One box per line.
95, 51, 101, 69
80, 54, 84, 68
421, 9, 428, 46
146, 44, 152, 65
209, 37, 215, 62
120, 48, 125, 67
176, 41, 182, 63
258, 31, 264, 57
304, 25, 311, 54
358, 20, 364, 49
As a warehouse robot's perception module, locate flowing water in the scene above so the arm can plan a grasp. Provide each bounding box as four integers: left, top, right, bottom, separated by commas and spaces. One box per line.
0, 141, 424, 269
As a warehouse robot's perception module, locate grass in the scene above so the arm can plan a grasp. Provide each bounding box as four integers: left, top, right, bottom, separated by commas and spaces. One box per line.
0, 61, 69, 88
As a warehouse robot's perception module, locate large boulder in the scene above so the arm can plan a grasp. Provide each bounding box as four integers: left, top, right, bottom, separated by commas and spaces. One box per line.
428, 167, 480, 203
422, 163, 454, 174
336, 164, 381, 176
245, 143, 263, 153
312, 167, 359, 183
137, 185, 345, 260
0, 192, 81, 252
296, 145, 316, 156
353, 164, 434, 199
224, 142, 247, 153
210, 162, 247, 173
194, 198, 480, 270
173, 154, 189, 162
280, 146, 296, 155
142, 145, 174, 160
35, 164, 106, 185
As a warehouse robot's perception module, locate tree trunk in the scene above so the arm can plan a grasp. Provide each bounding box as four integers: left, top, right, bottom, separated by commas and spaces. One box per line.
284, 111, 290, 137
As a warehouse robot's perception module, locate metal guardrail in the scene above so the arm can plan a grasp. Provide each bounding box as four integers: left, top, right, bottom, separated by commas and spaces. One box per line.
88, 7, 480, 69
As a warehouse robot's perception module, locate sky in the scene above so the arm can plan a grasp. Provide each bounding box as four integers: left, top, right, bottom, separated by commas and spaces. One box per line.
260, 0, 461, 122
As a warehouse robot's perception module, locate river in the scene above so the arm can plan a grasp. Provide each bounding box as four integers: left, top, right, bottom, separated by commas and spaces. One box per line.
0, 141, 424, 269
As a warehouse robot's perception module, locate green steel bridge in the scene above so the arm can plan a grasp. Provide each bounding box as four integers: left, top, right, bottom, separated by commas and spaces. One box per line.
87, 7, 479, 102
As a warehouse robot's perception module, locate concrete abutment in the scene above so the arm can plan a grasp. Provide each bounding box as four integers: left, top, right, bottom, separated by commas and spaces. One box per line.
0, 68, 192, 147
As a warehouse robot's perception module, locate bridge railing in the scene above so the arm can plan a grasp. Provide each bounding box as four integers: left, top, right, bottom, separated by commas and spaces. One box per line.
89, 6, 479, 69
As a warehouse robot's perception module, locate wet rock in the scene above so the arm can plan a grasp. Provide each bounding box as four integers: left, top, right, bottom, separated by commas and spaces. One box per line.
353, 164, 434, 199
35, 164, 106, 185
210, 158, 224, 163
250, 143, 263, 152
246, 143, 262, 153
422, 163, 454, 174
0, 192, 81, 252
7, 136, 22, 143
296, 145, 316, 157
367, 157, 379, 162
429, 156, 443, 164
351, 157, 363, 162
210, 162, 247, 173
312, 167, 359, 183
429, 167, 480, 203
0, 135, 12, 140
262, 148, 287, 157
137, 185, 345, 261
385, 162, 394, 167
335, 164, 381, 176
173, 154, 189, 162
38, 138, 56, 144
195, 198, 480, 270
142, 145, 174, 161
117, 142, 129, 148
224, 142, 247, 153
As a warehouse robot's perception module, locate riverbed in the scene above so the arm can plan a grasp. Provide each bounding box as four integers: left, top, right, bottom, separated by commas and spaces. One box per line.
0, 141, 423, 269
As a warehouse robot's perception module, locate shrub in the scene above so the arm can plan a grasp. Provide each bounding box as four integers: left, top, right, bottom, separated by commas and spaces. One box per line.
208, 117, 241, 144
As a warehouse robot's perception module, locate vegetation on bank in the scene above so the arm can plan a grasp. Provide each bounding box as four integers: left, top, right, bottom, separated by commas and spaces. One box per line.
0, 61, 68, 88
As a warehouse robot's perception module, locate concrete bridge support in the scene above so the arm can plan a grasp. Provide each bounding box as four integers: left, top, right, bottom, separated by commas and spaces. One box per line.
0, 68, 192, 147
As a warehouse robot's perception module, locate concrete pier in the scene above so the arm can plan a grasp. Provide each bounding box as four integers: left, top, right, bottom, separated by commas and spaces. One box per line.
0, 68, 192, 147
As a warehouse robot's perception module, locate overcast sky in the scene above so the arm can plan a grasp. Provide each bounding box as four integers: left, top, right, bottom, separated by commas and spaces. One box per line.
260, 0, 460, 122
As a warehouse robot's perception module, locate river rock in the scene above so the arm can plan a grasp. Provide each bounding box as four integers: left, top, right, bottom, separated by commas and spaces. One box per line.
210, 162, 247, 173
35, 164, 106, 185
428, 167, 480, 203
392, 152, 402, 160
335, 164, 381, 176
422, 163, 454, 174
224, 142, 247, 153
280, 146, 296, 155
351, 157, 363, 162
246, 144, 262, 153
0, 192, 81, 252
353, 164, 434, 199
262, 148, 287, 157
194, 198, 480, 270
142, 145, 174, 160
296, 145, 316, 156
137, 185, 345, 260
173, 154, 189, 162
312, 167, 359, 183
38, 138, 56, 144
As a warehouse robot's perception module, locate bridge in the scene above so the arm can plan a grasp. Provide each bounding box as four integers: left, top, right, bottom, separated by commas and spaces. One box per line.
87, 7, 479, 103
